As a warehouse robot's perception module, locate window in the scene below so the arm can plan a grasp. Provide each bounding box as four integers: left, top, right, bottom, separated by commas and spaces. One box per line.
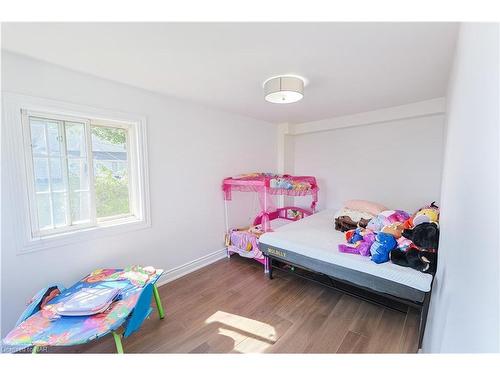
22, 110, 145, 238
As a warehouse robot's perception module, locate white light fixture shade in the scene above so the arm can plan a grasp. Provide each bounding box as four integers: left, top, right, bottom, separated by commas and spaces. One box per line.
264, 76, 304, 104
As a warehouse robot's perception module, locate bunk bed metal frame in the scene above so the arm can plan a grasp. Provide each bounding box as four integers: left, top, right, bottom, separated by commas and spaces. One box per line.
222, 174, 319, 272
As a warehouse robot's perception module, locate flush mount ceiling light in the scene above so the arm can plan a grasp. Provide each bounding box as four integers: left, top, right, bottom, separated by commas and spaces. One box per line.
263, 75, 305, 104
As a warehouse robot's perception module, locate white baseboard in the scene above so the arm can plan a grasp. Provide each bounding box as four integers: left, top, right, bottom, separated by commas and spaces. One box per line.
156, 248, 227, 287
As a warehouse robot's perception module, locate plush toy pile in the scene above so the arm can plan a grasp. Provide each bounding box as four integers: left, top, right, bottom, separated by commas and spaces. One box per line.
269, 177, 311, 191
334, 200, 440, 273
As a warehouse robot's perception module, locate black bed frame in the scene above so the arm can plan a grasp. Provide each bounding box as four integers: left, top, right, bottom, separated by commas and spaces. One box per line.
265, 254, 433, 350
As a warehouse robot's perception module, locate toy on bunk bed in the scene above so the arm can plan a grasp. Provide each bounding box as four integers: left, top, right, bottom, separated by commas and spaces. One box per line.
222, 173, 319, 272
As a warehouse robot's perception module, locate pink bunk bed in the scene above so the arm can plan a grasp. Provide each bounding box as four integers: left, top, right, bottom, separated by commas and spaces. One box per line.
222, 173, 319, 273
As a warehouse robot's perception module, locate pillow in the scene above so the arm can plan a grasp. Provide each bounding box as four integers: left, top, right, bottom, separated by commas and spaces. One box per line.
333, 207, 374, 222
344, 200, 388, 216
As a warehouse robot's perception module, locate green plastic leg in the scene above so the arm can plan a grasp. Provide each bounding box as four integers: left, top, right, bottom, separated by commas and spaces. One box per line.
32, 346, 40, 354
112, 332, 124, 354
152, 284, 165, 319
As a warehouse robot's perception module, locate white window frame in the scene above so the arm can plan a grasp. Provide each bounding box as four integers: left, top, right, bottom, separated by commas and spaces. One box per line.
3, 93, 151, 254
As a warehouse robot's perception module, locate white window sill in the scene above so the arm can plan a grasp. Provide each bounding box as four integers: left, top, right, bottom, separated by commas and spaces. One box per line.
19, 217, 151, 255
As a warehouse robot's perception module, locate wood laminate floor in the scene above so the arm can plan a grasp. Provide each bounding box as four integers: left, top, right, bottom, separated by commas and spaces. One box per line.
49, 256, 420, 354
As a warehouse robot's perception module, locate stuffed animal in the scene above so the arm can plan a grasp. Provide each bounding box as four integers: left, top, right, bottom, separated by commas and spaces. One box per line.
390, 247, 436, 273
292, 181, 311, 191
396, 237, 413, 251
381, 222, 404, 238
370, 232, 397, 264
338, 228, 375, 256
334, 208, 373, 232
367, 210, 410, 232
405, 202, 440, 228
345, 228, 364, 243
366, 214, 391, 232
413, 208, 439, 226
389, 221, 440, 273
387, 210, 411, 223
270, 178, 293, 190
402, 222, 440, 250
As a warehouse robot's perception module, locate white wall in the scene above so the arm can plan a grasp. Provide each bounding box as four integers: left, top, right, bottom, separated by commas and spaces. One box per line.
423, 23, 500, 353
289, 102, 446, 212
0, 52, 278, 336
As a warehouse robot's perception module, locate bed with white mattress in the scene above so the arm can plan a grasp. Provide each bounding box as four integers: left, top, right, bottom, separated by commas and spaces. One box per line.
259, 208, 434, 348
259, 209, 434, 303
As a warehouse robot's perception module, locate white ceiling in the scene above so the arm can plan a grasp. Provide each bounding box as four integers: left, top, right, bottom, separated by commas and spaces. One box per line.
1, 23, 458, 124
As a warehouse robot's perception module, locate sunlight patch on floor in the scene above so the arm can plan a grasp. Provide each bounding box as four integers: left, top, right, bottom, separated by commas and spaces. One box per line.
217, 328, 272, 353
205, 311, 277, 352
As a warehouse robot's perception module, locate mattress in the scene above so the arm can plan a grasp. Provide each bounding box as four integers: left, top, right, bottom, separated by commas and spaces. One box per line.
259, 209, 433, 302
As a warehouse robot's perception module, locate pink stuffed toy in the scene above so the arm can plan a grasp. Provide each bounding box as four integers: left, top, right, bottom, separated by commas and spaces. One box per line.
366, 210, 410, 232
